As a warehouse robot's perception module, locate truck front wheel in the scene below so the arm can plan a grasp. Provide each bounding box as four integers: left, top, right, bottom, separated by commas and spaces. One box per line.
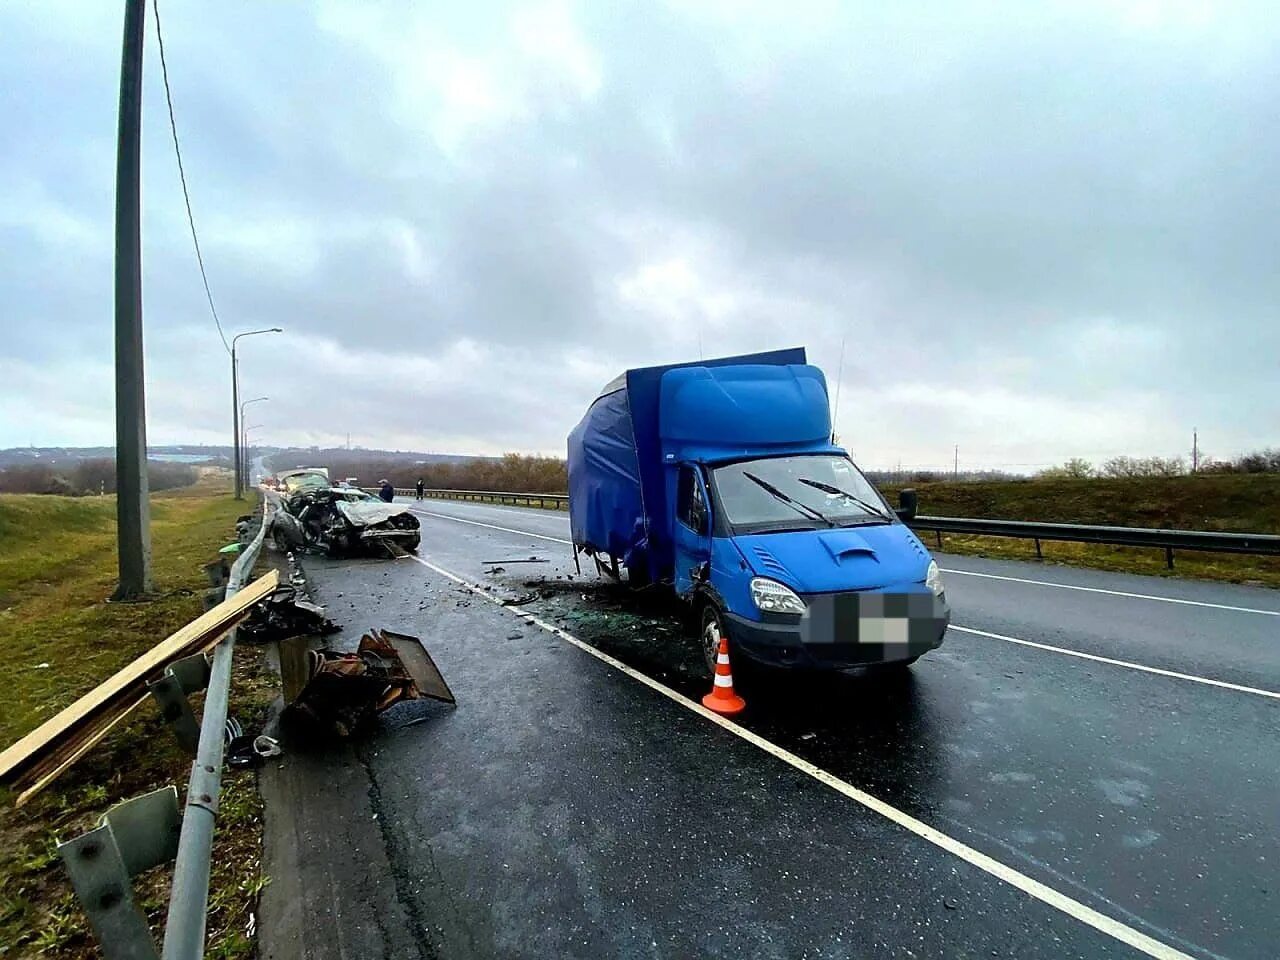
699, 602, 728, 676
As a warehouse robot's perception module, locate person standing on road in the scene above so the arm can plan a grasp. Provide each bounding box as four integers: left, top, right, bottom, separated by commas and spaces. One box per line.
378, 479, 395, 502
416, 477, 425, 500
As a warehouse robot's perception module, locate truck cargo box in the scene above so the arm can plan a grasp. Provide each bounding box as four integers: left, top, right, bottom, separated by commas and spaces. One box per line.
567, 347, 818, 582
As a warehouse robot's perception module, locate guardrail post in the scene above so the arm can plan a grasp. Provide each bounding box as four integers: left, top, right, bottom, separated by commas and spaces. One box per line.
1034, 537, 1042, 560
1166, 546, 1174, 569
58, 786, 181, 960
145, 653, 211, 754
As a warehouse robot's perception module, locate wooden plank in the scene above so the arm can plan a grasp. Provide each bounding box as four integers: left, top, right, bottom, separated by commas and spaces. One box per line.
0, 569, 278, 782
14, 626, 231, 789
14, 692, 151, 807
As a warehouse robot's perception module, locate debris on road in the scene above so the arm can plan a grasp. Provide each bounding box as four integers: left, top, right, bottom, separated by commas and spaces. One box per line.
501, 593, 538, 607
280, 629, 455, 738
483, 557, 549, 565
238, 585, 340, 645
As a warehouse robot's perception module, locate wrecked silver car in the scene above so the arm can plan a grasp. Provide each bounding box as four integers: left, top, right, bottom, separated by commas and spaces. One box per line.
271, 470, 420, 555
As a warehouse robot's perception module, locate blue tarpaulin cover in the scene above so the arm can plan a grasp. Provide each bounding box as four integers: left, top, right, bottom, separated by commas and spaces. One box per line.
567, 348, 807, 581
566, 385, 646, 568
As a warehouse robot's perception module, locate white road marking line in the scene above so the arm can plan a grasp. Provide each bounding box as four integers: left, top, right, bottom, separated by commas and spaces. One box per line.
951, 625, 1280, 700
941, 568, 1280, 617
406, 551, 1197, 960
409, 509, 572, 545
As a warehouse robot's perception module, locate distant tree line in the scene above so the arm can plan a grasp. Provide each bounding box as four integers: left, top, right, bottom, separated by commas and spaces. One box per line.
0, 459, 198, 495
1034, 449, 1280, 480
276, 453, 569, 494
862, 469, 1020, 484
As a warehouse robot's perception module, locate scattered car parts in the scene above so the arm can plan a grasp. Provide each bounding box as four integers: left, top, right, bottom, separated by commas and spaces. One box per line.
280, 629, 455, 738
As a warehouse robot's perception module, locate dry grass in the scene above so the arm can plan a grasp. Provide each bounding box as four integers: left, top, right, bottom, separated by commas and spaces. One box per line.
0, 476, 275, 959
884, 474, 1280, 587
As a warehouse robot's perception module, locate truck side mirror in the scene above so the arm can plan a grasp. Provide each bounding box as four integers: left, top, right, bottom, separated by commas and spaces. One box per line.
895, 488, 917, 522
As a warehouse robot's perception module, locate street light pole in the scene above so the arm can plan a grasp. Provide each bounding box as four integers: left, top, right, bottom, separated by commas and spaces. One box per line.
242, 424, 263, 477
111, 0, 151, 600
230, 330, 281, 499
238, 397, 267, 489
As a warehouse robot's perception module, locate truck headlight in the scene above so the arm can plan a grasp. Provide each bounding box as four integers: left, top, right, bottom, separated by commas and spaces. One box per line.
925, 559, 944, 597
750, 577, 806, 614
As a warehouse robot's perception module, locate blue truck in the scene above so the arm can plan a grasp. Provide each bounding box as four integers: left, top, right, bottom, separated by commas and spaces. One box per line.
567, 347, 949, 674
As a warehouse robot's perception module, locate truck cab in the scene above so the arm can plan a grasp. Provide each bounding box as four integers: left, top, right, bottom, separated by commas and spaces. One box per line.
568, 349, 948, 674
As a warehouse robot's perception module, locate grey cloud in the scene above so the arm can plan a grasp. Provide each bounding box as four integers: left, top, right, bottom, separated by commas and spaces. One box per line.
1, 0, 1276, 465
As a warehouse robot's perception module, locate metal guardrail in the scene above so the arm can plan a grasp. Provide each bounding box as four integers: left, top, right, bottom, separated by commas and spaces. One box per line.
162, 500, 269, 960
406, 488, 1280, 567
403, 487, 569, 510
909, 515, 1280, 567
57, 498, 270, 960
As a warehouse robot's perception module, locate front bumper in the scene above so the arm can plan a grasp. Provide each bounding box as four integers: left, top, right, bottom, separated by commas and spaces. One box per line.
725, 592, 950, 670
358, 527, 420, 540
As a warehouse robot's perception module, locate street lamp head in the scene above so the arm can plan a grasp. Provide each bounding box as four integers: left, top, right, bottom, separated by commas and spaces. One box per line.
270, 327, 283, 333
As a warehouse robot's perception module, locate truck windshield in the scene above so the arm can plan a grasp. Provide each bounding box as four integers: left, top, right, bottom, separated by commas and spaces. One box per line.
711, 455, 892, 531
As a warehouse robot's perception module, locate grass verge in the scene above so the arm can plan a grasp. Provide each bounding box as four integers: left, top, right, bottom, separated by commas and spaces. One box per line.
0, 476, 276, 959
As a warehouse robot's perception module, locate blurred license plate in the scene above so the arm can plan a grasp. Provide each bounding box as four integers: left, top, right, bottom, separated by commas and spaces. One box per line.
801, 592, 945, 645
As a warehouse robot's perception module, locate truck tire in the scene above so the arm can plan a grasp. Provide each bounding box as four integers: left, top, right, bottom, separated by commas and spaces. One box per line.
699, 602, 728, 676
404, 535, 420, 553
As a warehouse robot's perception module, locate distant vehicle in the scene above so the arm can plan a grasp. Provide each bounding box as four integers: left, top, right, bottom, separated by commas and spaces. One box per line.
276, 467, 330, 494
567, 348, 948, 674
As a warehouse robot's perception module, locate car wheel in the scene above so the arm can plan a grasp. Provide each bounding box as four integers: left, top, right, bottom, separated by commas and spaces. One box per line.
271, 527, 292, 553
404, 536, 421, 552
699, 602, 727, 676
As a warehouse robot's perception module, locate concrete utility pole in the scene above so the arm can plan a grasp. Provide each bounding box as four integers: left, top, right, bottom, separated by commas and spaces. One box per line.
953, 445, 959, 481
111, 0, 152, 600
1192, 428, 1199, 473
231, 349, 240, 497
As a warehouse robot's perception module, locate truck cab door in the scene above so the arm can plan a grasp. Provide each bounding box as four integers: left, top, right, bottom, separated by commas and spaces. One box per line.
673, 463, 713, 597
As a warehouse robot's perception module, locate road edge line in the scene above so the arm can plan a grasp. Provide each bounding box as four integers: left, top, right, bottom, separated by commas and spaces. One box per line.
407, 552, 1198, 960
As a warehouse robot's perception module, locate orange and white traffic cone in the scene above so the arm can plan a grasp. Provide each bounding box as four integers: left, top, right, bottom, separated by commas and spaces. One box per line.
702, 635, 746, 715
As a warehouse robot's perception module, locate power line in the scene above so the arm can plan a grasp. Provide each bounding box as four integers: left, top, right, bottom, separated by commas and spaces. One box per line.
151, 0, 230, 355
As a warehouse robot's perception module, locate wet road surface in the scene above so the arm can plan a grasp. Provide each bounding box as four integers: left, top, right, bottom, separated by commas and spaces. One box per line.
262, 496, 1279, 960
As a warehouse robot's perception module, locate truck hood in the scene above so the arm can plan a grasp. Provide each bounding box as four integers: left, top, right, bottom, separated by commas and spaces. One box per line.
733, 524, 931, 593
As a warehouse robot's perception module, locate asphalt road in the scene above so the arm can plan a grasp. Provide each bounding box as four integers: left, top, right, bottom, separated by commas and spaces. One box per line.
262, 496, 1279, 960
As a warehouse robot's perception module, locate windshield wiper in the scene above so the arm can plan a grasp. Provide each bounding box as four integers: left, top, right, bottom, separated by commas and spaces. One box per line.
796, 477, 893, 523
742, 472, 835, 527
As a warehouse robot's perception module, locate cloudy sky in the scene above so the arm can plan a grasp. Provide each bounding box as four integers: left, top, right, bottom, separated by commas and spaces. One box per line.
2, 0, 1276, 471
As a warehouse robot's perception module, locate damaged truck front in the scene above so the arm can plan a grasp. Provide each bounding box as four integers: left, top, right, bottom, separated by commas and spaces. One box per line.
271, 469, 420, 556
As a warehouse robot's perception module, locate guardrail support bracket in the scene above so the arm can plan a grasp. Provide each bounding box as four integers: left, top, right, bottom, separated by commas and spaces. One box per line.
147, 654, 210, 754
57, 786, 181, 960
